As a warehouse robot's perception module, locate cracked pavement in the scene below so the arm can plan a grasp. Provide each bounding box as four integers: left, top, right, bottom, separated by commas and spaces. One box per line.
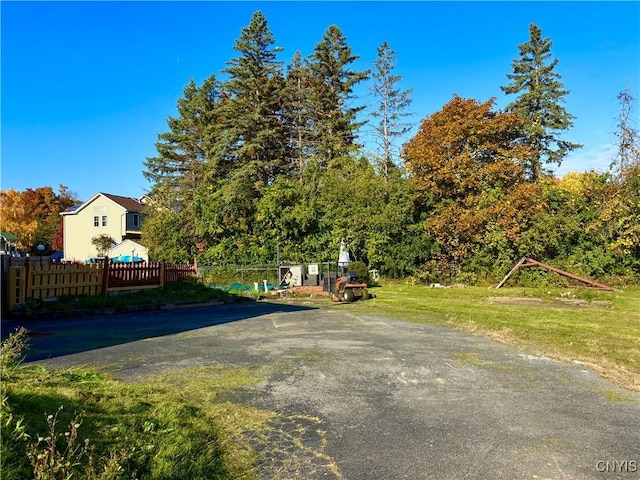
11, 301, 640, 480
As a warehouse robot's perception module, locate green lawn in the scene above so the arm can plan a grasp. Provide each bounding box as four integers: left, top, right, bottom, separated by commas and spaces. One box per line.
350, 282, 640, 392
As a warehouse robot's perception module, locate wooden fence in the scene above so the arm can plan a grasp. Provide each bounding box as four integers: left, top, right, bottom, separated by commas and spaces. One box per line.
3, 257, 197, 311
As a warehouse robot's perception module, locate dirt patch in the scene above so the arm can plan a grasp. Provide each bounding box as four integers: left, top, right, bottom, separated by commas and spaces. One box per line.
487, 296, 612, 308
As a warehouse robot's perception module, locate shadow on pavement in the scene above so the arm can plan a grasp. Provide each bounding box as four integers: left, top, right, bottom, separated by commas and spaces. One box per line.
1, 301, 316, 362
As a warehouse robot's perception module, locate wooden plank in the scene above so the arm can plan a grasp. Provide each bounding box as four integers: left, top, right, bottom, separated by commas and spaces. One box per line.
108, 285, 159, 292
7, 267, 20, 309
495, 257, 527, 289
520, 258, 615, 291
496, 257, 615, 291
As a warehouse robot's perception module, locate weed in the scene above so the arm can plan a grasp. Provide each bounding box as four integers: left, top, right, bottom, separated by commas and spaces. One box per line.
0, 331, 242, 479
1, 394, 32, 479
27, 406, 88, 480
0, 327, 30, 375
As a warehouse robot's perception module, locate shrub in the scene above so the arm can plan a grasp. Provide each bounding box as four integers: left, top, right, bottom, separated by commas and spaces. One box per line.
347, 261, 371, 285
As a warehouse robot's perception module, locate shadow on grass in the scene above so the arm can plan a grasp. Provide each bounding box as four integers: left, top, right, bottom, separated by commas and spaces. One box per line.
2, 301, 317, 362
4, 379, 231, 480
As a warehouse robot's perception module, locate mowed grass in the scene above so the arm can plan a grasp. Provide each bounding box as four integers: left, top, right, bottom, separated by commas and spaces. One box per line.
350, 282, 640, 392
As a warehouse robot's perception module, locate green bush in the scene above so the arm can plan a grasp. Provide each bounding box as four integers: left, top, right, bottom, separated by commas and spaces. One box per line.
347, 261, 371, 285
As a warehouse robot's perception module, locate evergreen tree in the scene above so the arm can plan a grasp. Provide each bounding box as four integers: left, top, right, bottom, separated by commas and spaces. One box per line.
142, 75, 223, 261
192, 11, 288, 259
501, 23, 581, 181
282, 50, 318, 182
144, 75, 221, 207
306, 25, 369, 167
220, 10, 287, 185
369, 41, 413, 180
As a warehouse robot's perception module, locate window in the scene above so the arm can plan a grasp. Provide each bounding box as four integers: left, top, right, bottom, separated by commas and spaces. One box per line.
133, 213, 139, 228
94, 206, 108, 227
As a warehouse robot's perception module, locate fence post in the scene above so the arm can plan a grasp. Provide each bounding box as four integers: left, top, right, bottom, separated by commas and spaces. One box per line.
8, 267, 17, 310
101, 256, 110, 295
24, 259, 31, 302
160, 262, 166, 288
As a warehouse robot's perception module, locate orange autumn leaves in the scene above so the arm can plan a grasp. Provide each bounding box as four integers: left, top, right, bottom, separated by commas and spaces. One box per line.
403, 96, 543, 268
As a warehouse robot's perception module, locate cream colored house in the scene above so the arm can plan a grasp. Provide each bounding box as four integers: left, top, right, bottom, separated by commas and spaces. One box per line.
60, 193, 146, 262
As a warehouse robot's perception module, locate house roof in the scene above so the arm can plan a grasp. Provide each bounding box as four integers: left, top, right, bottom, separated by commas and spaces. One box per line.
108, 238, 147, 252
101, 193, 144, 212
1, 232, 19, 242
61, 192, 144, 215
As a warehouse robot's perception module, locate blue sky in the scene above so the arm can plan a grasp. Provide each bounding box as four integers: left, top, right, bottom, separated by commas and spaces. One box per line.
2, 1, 639, 201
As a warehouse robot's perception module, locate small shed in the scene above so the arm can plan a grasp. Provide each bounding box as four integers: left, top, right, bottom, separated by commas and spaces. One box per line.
0, 232, 21, 256
108, 239, 148, 262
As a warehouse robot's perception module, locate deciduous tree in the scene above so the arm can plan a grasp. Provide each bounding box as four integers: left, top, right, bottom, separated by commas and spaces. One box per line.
611, 88, 640, 181
0, 185, 77, 251
403, 96, 534, 275
91, 234, 116, 257
0, 189, 38, 250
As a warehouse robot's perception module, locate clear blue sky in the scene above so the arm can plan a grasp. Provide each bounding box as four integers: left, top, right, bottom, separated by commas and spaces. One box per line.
2, 1, 639, 201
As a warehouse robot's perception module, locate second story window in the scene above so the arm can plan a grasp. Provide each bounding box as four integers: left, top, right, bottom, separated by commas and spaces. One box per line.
133, 213, 139, 228
94, 205, 108, 228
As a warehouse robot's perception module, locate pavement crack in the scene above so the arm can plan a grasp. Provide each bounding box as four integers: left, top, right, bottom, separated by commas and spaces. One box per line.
249, 414, 343, 480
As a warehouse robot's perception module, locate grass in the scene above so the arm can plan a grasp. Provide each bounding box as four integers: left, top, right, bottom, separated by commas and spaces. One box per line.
348, 281, 640, 392
1, 329, 272, 480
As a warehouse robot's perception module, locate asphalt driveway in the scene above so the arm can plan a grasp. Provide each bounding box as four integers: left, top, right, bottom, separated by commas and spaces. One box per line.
7, 301, 640, 480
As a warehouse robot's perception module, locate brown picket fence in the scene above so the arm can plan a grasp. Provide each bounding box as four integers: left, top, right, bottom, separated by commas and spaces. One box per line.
3, 256, 197, 311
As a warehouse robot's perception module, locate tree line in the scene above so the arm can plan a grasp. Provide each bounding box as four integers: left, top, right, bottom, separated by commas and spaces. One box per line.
3, 13, 637, 284
141, 11, 639, 283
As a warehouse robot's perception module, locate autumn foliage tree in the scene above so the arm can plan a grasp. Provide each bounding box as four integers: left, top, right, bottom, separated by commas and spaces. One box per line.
0, 189, 38, 250
403, 96, 537, 276
0, 185, 77, 252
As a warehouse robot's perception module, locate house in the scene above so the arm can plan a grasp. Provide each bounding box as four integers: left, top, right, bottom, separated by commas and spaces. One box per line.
60, 193, 146, 262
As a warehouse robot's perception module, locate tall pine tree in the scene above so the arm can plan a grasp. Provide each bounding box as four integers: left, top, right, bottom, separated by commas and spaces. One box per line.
282, 50, 318, 182
142, 75, 223, 261
306, 25, 369, 167
501, 23, 581, 181
144, 75, 221, 207
221, 10, 287, 186
192, 11, 288, 256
